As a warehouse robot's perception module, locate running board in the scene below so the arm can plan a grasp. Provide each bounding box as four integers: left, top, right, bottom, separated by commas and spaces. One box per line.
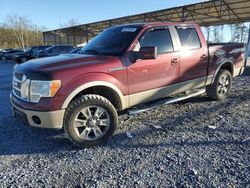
128, 89, 206, 115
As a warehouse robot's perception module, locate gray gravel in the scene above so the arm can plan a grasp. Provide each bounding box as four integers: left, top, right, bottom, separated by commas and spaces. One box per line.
0, 60, 249, 187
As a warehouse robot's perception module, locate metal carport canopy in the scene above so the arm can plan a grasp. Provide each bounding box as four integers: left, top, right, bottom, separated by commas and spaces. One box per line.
43, 0, 250, 45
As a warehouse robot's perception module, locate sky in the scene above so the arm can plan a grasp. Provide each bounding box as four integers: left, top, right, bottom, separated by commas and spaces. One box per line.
0, 0, 201, 30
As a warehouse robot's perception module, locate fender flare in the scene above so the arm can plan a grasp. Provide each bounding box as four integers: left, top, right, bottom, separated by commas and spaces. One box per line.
61, 81, 127, 110
211, 61, 234, 83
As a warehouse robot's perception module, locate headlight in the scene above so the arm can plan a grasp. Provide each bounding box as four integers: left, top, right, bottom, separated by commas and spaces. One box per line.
30, 80, 61, 103
20, 78, 30, 101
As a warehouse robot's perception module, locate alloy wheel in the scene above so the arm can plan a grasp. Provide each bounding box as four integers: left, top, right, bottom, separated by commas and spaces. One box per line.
218, 74, 230, 95
73, 106, 110, 141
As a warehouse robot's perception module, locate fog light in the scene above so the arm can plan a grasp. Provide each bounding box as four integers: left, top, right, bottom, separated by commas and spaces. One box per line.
32, 116, 41, 125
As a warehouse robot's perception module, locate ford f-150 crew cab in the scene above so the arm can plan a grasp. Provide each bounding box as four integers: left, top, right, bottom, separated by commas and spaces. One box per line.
10, 22, 246, 147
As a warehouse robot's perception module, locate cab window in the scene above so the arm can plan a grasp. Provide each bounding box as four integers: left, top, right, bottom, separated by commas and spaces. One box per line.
135, 28, 174, 54
177, 27, 201, 50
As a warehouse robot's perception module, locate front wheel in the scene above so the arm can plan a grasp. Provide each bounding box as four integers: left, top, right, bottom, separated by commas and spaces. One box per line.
64, 94, 118, 147
206, 69, 232, 100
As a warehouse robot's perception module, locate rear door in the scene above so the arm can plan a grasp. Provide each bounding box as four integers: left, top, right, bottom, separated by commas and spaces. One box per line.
175, 26, 208, 90
127, 27, 180, 106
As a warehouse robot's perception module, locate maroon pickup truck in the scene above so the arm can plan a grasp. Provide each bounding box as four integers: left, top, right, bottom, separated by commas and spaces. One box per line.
10, 22, 246, 147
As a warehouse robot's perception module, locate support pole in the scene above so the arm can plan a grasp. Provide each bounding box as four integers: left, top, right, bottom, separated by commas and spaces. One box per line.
67, 33, 70, 46
109, 20, 112, 27
144, 14, 147, 22
85, 25, 89, 43
245, 25, 250, 62
59, 34, 61, 45
240, 24, 244, 43
54, 33, 57, 45
42, 32, 46, 45
73, 34, 76, 46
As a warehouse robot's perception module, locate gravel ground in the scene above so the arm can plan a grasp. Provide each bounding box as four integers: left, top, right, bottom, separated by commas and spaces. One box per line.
0, 60, 249, 187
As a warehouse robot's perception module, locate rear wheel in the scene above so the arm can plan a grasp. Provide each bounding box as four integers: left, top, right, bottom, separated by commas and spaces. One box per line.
64, 94, 118, 147
206, 69, 232, 100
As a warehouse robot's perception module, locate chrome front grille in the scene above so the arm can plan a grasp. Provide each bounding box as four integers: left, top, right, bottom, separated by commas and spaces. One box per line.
12, 72, 30, 102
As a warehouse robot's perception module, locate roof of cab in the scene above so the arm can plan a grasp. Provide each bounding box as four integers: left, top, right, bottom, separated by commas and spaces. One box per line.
111, 22, 198, 29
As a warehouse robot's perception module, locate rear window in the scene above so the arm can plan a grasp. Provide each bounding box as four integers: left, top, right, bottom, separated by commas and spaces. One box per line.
177, 27, 201, 50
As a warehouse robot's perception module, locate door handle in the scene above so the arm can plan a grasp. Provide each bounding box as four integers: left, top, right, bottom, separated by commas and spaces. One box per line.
171, 58, 178, 66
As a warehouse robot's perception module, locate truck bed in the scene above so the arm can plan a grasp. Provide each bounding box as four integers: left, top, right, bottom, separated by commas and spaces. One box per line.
207, 42, 245, 76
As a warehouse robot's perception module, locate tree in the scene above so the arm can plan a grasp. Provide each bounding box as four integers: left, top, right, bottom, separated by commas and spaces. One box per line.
212, 26, 220, 43
206, 26, 211, 42
0, 14, 44, 49
229, 23, 249, 43
6, 15, 32, 50
240, 24, 248, 43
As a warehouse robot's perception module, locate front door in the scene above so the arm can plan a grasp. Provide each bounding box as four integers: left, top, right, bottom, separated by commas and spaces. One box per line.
127, 27, 180, 106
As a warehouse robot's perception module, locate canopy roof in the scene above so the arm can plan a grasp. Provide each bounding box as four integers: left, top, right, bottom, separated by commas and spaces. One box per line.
43, 0, 250, 45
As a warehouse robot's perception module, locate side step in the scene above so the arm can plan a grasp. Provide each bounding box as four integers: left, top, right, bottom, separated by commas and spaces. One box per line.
128, 89, 206, 115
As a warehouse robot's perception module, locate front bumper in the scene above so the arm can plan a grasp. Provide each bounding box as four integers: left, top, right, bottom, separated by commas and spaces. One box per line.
11, 101, 65, 129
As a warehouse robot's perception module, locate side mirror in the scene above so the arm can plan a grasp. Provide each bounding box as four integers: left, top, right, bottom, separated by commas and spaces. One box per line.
130, 46, 157, 63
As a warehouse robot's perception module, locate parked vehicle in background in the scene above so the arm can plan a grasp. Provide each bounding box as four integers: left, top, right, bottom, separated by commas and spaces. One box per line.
0, 48, 13, 53
0, 49, 13, 57
0, 49, 23, 60
35, 46, 74, 58
68, 47, 82, 54
11, 22, 246, 147
13, 46, 50, 63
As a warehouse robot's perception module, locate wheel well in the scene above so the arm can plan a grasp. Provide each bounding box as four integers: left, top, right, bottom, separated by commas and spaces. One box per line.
70, 86, 122, 110
220, 63, 233, 75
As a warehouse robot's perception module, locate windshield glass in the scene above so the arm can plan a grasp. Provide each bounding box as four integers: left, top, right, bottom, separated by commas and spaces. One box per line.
80, 26, 141, 56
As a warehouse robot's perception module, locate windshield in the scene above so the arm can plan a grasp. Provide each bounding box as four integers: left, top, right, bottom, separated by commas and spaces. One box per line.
80, 26, 141, 56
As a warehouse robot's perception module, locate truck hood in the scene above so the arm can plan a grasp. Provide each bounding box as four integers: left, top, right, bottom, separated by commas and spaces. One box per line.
14, 54, 120, 80
16, 54, 118, 71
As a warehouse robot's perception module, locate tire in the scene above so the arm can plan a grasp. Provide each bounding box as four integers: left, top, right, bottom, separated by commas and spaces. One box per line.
64, 94, 118, 147
206, 69, 232, 100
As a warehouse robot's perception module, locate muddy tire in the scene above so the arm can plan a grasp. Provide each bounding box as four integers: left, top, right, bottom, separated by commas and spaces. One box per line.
64, 94, 118, 148
206, 69, 232, 100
